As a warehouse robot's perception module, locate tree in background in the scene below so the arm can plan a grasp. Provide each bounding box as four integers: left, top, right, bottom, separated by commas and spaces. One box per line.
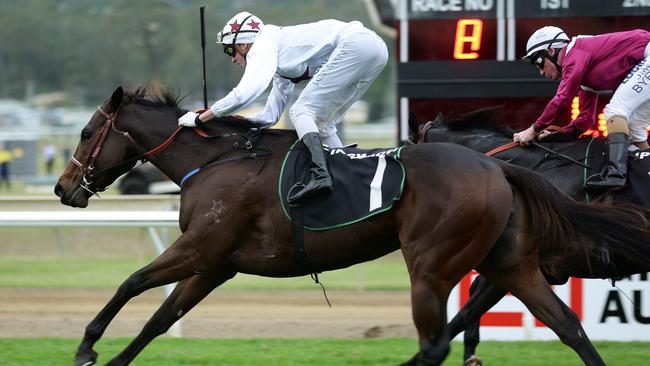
0, 0, 394, 122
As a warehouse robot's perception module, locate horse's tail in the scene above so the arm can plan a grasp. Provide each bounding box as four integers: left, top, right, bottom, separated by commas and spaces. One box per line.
499, 162, 650, 276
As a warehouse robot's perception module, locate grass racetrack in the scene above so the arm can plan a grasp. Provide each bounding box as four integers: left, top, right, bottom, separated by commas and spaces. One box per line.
1, 338, 648, 365
1, 230, 649, 365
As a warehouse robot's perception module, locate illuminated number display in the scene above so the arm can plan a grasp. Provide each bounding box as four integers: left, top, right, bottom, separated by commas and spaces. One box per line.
454, 19, 483, 60
399, 0, 650, 140
407, 18, 496, 61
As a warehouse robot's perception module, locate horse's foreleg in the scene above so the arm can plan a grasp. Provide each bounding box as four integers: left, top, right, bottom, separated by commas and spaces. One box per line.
105, 270, 235, 366
74, 239, 203, 366
447, 275, 507, 365
498, 270, 606, 366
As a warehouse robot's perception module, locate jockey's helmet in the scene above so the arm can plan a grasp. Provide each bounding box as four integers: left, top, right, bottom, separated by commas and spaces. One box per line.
522, 26, 570, 67
216, 11, 264, 46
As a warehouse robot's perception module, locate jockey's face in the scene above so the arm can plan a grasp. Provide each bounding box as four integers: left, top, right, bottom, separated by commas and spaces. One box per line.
231, 44, 251, 69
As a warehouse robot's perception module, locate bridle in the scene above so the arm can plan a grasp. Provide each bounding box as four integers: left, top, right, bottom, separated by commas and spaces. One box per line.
70, 106, 134, 196
68, 104, 266, 197
70, 105, 182, 197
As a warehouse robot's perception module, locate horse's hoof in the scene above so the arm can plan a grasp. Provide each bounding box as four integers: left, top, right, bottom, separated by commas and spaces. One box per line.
464, 355, 483, 366
398, 354, 418, 366
74, 350, 98, 366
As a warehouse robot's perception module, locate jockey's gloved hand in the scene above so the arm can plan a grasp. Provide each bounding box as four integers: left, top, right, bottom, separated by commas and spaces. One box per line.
178, 111, 200, 127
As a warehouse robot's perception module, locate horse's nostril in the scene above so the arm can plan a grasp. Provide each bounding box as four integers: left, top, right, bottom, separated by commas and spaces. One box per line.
54, 183, 64, 198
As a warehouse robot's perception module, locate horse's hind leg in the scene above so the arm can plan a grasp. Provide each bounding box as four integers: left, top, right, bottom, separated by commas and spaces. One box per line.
74, 236, 207, 366
105, 270, 235, 366
400, 273, 455, 366
491, 269, 606, 366
447, 275, 507, 366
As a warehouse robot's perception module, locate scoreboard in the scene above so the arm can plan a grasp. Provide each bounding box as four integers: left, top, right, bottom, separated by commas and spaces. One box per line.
397, 0, 650, 141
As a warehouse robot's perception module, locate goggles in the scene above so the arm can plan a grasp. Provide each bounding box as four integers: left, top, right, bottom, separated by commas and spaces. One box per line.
223, 44, 236, 57
529, 50, 547, 70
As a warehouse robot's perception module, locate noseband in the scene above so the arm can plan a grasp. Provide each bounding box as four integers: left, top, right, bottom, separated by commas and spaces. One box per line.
69, 106, 136, 196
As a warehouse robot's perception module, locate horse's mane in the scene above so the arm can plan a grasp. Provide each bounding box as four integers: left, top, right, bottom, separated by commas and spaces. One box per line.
443, 105, 507, 132
124, 86, 263, 131
124, 86, 184, 114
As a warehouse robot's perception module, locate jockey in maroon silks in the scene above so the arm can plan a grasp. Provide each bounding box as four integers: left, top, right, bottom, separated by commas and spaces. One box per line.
514, 26, 650, 191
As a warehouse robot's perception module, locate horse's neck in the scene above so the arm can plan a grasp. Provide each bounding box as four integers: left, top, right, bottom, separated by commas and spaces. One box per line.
449, 131, 511, 153
123, 109, 206, 184
129, 113, 294, 185
475, 134, 511, 153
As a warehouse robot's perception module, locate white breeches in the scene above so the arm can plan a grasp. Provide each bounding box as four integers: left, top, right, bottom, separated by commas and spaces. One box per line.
289, 24, 388, 146
604, 41, 650, 142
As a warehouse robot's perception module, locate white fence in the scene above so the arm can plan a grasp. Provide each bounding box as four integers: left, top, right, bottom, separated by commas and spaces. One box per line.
0, 195, 183, 336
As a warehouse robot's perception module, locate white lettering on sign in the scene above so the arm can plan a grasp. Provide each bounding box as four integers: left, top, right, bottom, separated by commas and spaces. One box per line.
465, 0, 494, 11
623, 0, 650, 7
450, 273, 650, 341
540, 0, 569, 9
411, 0, 494, 12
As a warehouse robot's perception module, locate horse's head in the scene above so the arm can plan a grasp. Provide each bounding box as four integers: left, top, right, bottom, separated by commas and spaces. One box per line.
410, 106, 512, 153
55, 86, 147, 207
407, 112, 445, 144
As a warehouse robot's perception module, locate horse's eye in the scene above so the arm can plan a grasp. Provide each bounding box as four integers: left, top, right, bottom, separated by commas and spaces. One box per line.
81, 130, 91, 141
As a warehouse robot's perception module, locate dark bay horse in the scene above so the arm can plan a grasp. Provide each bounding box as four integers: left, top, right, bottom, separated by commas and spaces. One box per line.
410, 107, 604, 202
55, 88, 650, 366
409, 107, 650, 365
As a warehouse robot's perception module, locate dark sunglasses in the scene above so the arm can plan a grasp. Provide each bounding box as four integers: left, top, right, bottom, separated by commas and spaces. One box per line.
223, 44, 236, 57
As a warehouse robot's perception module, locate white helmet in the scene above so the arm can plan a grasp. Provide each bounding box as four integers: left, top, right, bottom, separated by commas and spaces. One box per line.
522, 26, 570, 62
216, 11, 264, 45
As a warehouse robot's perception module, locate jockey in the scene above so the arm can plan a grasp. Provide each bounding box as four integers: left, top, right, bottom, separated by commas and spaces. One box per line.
178, 11, 388, 204
513, 26, 650, 191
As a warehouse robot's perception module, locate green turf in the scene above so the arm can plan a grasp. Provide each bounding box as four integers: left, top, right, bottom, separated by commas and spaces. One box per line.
0, 254, 410, 290
0, 338, 647, 366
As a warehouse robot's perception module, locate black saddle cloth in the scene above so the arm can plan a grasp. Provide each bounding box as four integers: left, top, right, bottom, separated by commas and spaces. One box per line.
279, 142, 405, 231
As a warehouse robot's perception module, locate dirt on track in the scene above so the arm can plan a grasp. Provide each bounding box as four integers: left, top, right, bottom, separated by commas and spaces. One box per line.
0, 288, 417, 339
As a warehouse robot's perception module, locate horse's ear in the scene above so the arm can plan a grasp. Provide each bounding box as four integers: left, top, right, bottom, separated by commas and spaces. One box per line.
109, 86, 124, 111
408, 112, 419, 134
433, 112, 444, 125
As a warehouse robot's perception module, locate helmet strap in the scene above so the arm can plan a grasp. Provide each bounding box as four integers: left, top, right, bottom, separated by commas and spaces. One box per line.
545, 31, 568, 75
548, 48, 563, 75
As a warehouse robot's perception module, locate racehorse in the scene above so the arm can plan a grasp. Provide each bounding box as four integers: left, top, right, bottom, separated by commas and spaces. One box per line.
409, 107, 650, 365
409, 106, 606, 202
55, 87, 650, 366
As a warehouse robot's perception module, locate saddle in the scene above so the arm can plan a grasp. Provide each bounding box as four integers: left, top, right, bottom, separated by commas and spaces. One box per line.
279, 142, 405, 230
526, 138, 650, 208
484, 137, 650, 208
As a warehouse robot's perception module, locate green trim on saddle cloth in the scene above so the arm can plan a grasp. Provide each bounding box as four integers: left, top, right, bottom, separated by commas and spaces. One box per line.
278, 140, 406, 231
583, 138, 597, 203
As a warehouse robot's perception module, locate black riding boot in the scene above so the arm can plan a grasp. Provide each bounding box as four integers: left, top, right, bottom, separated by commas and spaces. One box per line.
288, 132, 333, 204
584, 132, 629, 191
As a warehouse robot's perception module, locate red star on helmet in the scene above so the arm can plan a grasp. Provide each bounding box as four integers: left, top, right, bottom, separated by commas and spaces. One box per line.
229, 21, 240, 33
247, 19, 261, 30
